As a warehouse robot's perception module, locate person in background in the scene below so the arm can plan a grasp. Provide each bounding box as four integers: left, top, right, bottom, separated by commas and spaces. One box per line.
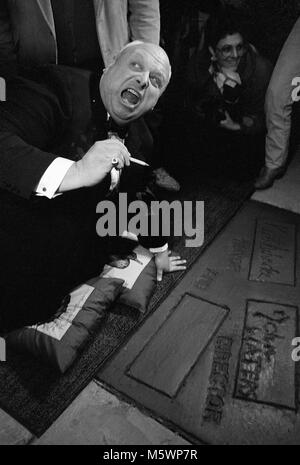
254, 17, 300, 189
184, 10, 272, 179
0, 0, 160, 74
0, 42, 186, 333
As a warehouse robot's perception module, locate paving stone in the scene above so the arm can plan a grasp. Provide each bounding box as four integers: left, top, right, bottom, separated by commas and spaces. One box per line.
128, 294, 227, 397
97, 200, 300, 444
33, 381, 190, 445
0, 408, 33, 445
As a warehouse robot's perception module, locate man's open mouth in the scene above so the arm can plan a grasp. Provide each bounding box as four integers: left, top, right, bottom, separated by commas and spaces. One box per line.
121, 88, 141, 107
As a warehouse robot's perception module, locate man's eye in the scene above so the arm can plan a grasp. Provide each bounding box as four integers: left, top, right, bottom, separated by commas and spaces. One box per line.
150, 75, 162, 88
131, 62, 142, 70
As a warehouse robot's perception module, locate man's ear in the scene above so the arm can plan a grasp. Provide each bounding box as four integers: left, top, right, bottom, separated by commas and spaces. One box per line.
209, 46, 216, 61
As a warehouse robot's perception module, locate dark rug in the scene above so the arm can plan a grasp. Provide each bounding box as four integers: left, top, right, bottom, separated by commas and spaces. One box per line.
97, 200, 300, 445
0, 171, 255, 437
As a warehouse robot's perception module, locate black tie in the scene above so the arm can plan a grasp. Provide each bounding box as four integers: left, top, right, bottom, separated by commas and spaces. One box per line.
107, 117, 128, 141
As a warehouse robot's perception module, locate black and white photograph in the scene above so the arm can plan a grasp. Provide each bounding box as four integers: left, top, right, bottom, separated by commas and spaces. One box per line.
0, 0, 299, 448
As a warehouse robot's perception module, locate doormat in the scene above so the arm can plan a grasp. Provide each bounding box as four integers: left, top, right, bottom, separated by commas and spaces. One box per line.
97, 200, 300, 445
0, 175, 254, 437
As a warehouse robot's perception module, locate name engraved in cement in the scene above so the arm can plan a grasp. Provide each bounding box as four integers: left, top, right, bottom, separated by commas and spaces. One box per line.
202, 336, 233, 425
127, 294, 228, 398
249, 221, 296, 285
235, 300, 297, 410
228, 238, 250, 273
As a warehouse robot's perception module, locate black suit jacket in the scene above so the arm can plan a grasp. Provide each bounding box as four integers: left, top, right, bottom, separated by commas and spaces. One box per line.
0, 65, 95, 198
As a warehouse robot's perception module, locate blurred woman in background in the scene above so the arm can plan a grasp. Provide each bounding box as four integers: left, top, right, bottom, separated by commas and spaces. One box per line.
184, 9, 273, 179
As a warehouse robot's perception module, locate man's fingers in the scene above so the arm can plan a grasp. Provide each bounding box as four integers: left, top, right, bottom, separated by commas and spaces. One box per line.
155, 256, 187, 282
112, 151, 131, 170
117, 146, 131, 167
169, 256, 187, 272
170, 265, 187, 271
106, 138, 131, 166
170, 258, 187, 265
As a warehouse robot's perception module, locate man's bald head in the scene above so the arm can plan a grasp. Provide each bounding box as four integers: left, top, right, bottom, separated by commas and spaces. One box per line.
100, 41, 171, 125
114, 41, 172, 83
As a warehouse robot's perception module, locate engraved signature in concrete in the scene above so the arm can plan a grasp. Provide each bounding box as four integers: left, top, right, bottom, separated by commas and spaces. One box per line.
203, 336, 233, 425
228, 238, 250, 273
257, 223, 290, 281
236, 306, 292, 403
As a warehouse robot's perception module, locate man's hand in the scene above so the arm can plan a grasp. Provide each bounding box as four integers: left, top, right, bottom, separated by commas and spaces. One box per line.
58, 139, 131, 192
220, 111, 241, 131
155, 249, 187, 282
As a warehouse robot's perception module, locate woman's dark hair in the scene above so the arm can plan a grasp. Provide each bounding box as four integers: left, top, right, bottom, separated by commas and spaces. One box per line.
206, 7, 247, 50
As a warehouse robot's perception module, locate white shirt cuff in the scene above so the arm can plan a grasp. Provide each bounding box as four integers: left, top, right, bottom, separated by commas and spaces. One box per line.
121, 231, 139, 242
149, 243, 168, 254
36, 157, 75, 199
121, 231, 168, 254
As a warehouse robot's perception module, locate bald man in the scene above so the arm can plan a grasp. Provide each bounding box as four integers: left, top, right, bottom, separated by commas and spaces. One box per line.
0, 42, 185, 332
59, 42, 171, 192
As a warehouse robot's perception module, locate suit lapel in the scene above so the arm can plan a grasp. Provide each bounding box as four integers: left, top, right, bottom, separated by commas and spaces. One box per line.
36, 0, 56, 39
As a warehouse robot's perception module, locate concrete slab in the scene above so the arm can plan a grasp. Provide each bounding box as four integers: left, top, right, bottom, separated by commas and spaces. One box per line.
0, 408, 33, 445
97, 200, 300, 445
252, 153, 300, 214
128, 294, 228, 398
33, 381, 190, 445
